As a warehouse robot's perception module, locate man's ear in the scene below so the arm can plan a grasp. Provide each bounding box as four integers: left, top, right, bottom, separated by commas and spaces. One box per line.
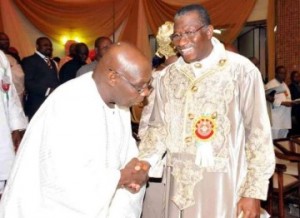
107, 70, 117, 87
206, 25, 214, 39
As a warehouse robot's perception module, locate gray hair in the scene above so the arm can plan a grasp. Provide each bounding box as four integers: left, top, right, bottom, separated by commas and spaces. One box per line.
175, 4, 211, 26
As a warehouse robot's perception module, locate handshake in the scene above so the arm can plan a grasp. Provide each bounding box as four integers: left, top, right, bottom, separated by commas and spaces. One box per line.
118, 158, 150, 193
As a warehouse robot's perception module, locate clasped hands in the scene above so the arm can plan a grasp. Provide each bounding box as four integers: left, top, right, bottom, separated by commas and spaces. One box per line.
118, 158, 150, 193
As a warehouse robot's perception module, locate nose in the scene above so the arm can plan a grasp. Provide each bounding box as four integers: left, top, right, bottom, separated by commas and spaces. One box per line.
175, 36, 189, 49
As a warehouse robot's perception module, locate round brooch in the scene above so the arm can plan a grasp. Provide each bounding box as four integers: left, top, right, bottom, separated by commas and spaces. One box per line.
193, 113, 217, 142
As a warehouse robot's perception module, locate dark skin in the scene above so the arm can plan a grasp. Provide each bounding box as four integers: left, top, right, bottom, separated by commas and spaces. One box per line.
37, 38, 53, 58
74, 43, 89, 64
236, 197, 261, 218
95, 38, 112, 61
11, 130, 25, 152
118, 158, 150, 192
92, 42, 152, 193
173, 11, 213, 63
0, 32, 10, 53
173, 11, 261, 217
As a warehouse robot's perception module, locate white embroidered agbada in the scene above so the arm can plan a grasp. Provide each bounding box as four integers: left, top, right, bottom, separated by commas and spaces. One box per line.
139, 38, 275, 218
0, 51, 27, 191
0, 72, 145, 218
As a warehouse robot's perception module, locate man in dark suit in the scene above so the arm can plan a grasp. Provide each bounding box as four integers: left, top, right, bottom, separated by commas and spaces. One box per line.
22, 37, 60, 120
59, 42, 89, 84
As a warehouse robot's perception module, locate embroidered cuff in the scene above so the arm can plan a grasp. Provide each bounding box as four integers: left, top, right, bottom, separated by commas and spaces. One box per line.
239, 179, 270, 200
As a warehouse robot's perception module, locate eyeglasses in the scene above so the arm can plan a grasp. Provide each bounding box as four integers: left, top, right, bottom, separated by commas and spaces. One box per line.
108, 69, 153, 95
170, 25, 206, 43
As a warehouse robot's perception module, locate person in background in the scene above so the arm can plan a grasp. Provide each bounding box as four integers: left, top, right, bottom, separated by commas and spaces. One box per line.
249, 56, 260, 68
288, 70, 300, 135
59, 42, 89, 84
0, 33, 21, 64
0, 42, 151, 217
76, 36, 112, 77
0, 50, 27, 200
249, 56, 268, 84
0, 33, 25, 103
22, 37, 60, 121
58, 40, 77, 71
138, 4, 275, 218
7, 47, 21, 64
52, 56, 61, 65
265, 65, 293, 139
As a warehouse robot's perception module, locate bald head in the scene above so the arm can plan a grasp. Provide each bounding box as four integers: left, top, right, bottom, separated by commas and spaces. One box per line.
102, 42, 149, 77
93, 42, 152, 108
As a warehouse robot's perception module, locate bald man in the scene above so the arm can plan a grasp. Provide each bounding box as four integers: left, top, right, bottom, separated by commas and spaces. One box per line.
0, 42, 152, 218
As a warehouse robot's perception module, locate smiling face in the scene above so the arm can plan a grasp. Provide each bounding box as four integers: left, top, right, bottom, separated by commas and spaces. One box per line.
172, 11, 213, 63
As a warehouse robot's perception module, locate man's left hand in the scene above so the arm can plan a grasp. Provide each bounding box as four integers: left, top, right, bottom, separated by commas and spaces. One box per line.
236, 197, 260, 218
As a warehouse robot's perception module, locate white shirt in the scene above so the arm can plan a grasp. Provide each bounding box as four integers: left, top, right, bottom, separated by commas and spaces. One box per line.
0, 73, 145, 218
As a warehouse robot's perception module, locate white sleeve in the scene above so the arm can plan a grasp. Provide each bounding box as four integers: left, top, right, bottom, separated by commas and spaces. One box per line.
27, 92, 123, 217
1, 52, 27, 131
108, 186, 146, 218
238, 65, 275, 200
108, 130, 146, 218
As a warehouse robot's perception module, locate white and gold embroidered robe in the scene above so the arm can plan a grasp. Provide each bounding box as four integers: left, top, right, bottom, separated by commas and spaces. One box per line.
139, 38, 275, 218
0, 72, 145, 218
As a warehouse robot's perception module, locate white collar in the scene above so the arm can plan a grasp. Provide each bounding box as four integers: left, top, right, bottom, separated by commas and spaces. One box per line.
35, 51, 47, 59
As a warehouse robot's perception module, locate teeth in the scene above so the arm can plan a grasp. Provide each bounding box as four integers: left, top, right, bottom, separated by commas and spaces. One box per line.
181, 47, 192, 53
